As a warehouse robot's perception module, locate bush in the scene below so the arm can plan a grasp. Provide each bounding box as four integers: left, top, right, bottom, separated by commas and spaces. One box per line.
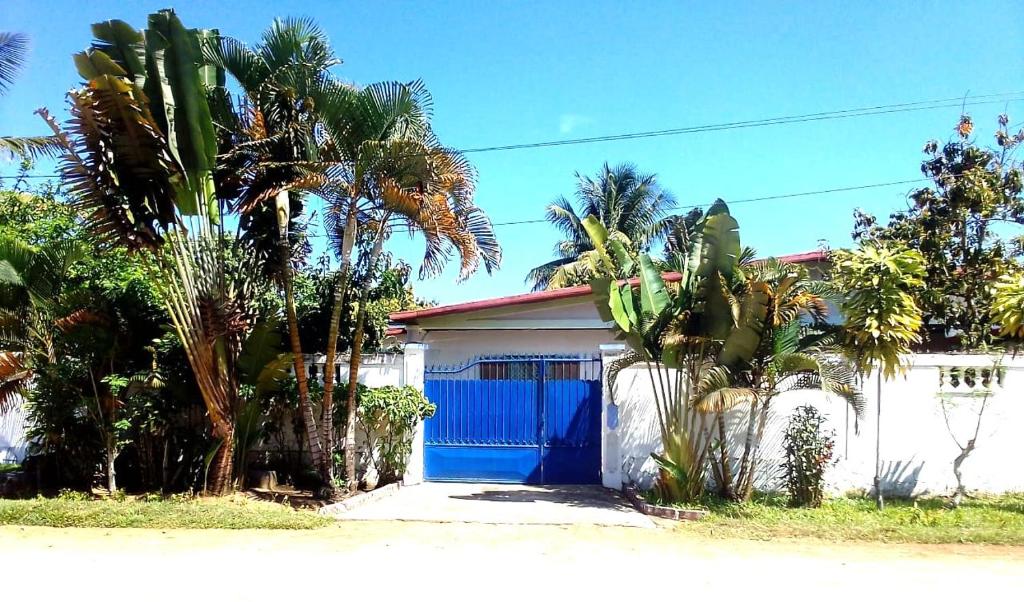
782, 405, 835, 508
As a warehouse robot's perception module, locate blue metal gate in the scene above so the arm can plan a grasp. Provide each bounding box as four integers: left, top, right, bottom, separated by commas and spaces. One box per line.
423, 355, 602, 484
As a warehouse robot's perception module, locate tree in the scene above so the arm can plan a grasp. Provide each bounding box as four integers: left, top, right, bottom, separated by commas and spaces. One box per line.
697, 258, 862, 501
853, 114, 1024, 350
40, 10, 262, 494
593, 201, 861, 503
830, 241, 926, 509
527, 163, 677, 290
207, 17, 342, 488
315, 79, 500, 491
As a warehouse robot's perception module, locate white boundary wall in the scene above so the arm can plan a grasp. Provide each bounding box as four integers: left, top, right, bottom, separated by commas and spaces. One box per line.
0, 395, 28, 463
607, 352, 1024, 496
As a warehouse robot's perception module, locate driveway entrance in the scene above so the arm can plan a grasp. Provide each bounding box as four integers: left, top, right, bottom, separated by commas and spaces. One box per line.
338, 483, 653, 528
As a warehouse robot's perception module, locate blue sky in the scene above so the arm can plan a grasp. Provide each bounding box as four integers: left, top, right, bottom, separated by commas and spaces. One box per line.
3, 1, 1023, 304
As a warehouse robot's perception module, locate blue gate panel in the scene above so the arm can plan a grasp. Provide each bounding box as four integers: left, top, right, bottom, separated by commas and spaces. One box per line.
423, 356, 602, 485
425, 380, 539, 446
424, 446, 542, 483
543, 379, 602, 484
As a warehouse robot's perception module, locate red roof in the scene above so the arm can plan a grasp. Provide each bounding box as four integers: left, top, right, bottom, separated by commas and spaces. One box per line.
390, 250, 828, 324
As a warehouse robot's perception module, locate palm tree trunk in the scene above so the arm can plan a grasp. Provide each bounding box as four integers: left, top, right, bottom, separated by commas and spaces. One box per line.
741, 401, 771, 501
207, 424, 235, 496
345, 231, 386, 493
716, 412, 735, 500
319, 207, 358, 484
735, 395, 761, 499
275, 192, 324, 479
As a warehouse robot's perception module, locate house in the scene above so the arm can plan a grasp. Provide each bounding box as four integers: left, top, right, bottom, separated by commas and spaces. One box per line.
389, 251, 830, 489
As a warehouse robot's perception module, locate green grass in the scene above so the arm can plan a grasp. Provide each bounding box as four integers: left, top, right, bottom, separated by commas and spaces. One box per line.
0, 463, 21, 474
665, 492, 1024, 545
0, 493, 333, 529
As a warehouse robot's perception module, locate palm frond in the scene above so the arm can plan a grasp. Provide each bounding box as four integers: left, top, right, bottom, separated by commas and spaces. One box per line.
604, 350, 647, 394
0, 32, 28, 95
0, 135, 64, 160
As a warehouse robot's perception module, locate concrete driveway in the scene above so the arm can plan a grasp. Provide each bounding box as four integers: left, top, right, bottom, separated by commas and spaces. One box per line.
338, 482, 654, 528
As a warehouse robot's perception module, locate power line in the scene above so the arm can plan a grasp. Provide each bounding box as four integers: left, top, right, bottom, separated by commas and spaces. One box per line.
3, 90, 1022, 180
298, 176, 934, 237
458, 93, 1024, 154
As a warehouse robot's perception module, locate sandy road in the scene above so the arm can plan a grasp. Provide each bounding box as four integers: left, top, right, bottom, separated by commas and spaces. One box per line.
2, 522, 1021, 601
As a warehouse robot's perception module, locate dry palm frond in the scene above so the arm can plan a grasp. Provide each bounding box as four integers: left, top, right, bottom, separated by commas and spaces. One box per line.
0, 351, 29, 413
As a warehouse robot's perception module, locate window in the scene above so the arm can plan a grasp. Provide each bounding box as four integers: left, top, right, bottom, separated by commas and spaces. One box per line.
546, 361, 580, 380
477, 361, 581, 380
479, 361, 537, 380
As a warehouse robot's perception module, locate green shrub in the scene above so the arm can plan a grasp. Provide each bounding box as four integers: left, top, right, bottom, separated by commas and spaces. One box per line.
782, 406, 835, 508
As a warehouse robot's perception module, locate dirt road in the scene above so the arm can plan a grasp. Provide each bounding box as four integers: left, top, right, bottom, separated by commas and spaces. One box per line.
2, 522, 1021, 600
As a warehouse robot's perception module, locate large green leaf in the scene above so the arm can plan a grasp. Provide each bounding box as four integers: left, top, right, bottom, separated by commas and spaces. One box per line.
698, 212, 740, 278
608, 282, 632, 332
607, 238, 635, 276
619, 282, 639, 329
590, 277, 615, 322
91, 20, 146, 86
638, 255, 670, 316
719, 281, 771, 366
581, 215, 615, 274
143, 9, 220, 218
73, 49, 127, 79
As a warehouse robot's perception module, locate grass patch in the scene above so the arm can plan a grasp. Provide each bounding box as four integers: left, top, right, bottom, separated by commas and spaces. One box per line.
0, 493, 333, 529
0, 463, 21, 474
666, 492, 1024, 545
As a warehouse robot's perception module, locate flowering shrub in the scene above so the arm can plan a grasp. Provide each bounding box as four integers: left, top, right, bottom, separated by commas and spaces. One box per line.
782, 406, 835, 507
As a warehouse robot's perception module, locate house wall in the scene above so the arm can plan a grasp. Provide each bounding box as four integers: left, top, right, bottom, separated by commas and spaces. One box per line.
611, 353, 1024, 496
414, 329, 616, 366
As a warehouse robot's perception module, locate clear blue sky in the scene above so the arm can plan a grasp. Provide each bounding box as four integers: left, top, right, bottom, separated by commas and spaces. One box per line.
3, 1, 1023, 304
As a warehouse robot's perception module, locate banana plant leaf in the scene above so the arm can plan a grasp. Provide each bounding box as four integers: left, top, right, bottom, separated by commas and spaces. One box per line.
719, 281, 771, 367
143, 9, 220, 219
638, 255, 670, 316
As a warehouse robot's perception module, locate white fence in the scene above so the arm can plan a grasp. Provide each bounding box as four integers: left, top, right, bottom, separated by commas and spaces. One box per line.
0, 346, 427, 483
611, 353, 1024, 496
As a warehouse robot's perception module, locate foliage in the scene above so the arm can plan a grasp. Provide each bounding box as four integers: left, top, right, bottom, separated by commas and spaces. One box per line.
595, 200, 859, 503
781, 406, 835, 508
527, 162, 678, 290
40, 9, 275, 495
830, 242, 927, 379
0, 463, 19, 474
0, 494, 331, 529
852, 115, 1024, 350
334, 383, 435, 485
290, 256, 417, 354
666, 492, 1024, 545
990, 271, 1024, 340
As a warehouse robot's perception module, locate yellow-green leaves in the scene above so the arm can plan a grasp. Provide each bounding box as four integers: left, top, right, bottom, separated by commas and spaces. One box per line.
832, 243, 926, 379
991, 272, 1024, 340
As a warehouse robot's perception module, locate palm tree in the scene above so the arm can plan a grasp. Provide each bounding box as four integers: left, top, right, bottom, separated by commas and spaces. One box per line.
206, 17, 343, 486
0, 32, 61, 159
315, 80, 500, 491
526, 162, 676, 290
695, 258, 863, 500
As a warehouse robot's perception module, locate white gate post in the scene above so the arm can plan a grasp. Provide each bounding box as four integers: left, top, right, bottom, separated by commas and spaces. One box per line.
600, 343, 626, 490
402, 343, 429, 485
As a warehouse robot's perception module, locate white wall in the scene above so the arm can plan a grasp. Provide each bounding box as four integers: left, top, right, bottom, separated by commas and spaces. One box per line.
0, 395, 28, 463
611, 353, 1024, 496
416, 329, 615, 366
